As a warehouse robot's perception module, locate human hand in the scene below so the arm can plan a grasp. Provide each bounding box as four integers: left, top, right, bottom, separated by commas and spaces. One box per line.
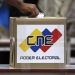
19, 3, 40, 17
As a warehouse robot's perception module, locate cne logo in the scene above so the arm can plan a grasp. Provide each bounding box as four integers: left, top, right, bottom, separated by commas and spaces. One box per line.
19, 28, 62, 52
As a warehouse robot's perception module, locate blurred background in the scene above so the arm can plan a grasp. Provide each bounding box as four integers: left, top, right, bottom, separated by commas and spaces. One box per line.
0, 0, 75, 67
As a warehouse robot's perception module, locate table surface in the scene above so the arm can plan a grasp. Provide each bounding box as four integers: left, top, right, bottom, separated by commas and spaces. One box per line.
0, 65, 74, 73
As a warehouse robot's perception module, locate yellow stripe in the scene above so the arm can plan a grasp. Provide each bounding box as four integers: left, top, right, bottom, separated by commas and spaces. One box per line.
19, 28, 42, 52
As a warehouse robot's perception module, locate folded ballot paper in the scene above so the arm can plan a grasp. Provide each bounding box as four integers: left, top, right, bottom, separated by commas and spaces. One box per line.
36, 13, 44, 18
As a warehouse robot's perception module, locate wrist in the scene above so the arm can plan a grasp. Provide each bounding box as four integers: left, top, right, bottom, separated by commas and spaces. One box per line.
15, 0, 24, 9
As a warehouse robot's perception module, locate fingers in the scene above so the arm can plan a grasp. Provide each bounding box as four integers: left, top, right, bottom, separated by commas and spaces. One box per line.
35, 6, 39, 16
29, 8, 36, 17
29, 4, 39, 17
20, 3, 40, 17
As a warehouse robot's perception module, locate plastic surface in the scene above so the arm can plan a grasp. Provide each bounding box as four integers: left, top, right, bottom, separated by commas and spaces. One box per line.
0, 3, 9, 29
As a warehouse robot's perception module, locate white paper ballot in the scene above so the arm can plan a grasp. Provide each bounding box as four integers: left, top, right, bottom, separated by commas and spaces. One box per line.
36, 13, 44, 18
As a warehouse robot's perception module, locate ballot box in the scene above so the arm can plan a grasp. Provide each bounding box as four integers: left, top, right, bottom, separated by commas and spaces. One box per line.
10, 17, 67, 69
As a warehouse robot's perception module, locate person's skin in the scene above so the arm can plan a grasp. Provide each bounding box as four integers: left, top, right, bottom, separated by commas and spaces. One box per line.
4, 0, 40, 17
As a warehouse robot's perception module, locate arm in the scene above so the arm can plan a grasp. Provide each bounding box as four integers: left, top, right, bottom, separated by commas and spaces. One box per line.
4, 0, 39, 17
4, 0, 23, 9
